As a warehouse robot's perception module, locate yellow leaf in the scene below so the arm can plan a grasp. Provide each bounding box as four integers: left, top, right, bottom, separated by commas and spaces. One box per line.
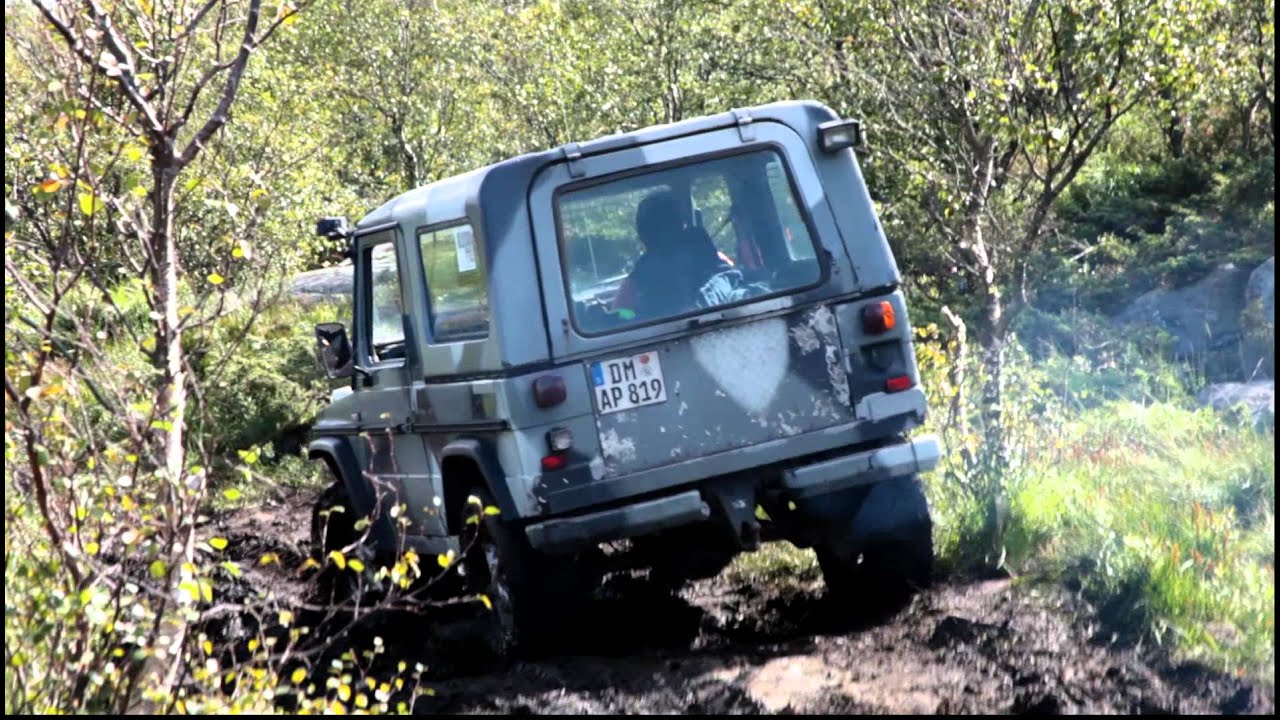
231, 246, 244, 258
478, 593, 493, 610
355, 693, 368, 709
301, 557, 320, 570
202, 640, 213, 656
207, 272, 225, 286
209, 537, 229, 551
179, 580, 201, 603
436, 549, 456, 568
120, 495, 136, 511
259, 552, 279, 566
348, 558, 365, 573
328, 550, 346, 570
123, 145, 145, 162
84, 541, 100, 555
291, 667, 307, 685
149, 560, 167, 579
483, 505, 501, 516
278, 610, 295, 627
78, 193, 104, 216
199, 579, 213, 603
38, 179, 63, 193
338, 684, 351, 702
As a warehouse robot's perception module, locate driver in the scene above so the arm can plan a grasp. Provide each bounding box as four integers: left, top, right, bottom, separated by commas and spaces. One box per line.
611, 189, 723, 321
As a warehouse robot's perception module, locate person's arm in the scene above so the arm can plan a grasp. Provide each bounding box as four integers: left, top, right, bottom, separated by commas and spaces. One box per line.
611, 274, 637, 317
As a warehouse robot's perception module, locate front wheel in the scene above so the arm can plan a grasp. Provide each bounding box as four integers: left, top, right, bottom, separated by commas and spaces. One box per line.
814, 474, 933, 613
310, 476, 362, 606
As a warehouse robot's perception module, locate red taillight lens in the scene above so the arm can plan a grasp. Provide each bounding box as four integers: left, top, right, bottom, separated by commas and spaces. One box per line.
885, 375, 913, 393
540, 454, 567, 471
862, 301, 896, 335
533, 373, 567, 408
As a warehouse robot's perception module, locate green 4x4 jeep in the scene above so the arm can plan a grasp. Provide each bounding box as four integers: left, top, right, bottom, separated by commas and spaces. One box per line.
308, 100, 941, 652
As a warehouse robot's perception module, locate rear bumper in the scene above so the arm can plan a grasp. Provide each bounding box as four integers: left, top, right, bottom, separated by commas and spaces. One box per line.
524, 433, 941, 553
525, 490, 711, 554
781, 434, 941, 497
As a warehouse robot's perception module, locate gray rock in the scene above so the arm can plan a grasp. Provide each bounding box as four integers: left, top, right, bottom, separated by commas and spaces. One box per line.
1116, 264, 1252, 380
1246, 257, 1275, 318
291, 261, 354, 306
1242, 257, 1274, 379
1197, 380, 1275, 431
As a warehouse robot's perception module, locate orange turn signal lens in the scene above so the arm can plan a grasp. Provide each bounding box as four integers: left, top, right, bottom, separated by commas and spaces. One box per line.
862, 301, 896, 334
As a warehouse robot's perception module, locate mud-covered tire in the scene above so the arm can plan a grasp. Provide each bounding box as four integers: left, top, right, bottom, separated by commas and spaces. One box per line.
309, 476, 364, 606
814, 474, 933, 612
460, 488, 595, 657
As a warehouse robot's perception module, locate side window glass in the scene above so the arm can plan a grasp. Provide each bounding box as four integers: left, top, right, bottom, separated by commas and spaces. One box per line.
765, 158, 816, 261
419, 224, 490, 341
365, 240, 406, 363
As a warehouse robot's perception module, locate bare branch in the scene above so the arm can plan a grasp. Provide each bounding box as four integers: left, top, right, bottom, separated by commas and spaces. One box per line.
177, 0, 263, 166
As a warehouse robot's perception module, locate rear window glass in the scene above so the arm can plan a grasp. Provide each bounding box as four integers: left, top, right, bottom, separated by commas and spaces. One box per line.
419, 223, 489, 341
558, 149, 821, 334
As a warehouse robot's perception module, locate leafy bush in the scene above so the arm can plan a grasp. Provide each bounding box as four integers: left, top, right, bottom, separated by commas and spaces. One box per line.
188, 299, 348, 463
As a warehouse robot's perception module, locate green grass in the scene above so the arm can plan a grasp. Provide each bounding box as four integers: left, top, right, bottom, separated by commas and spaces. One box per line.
1001, 401, 1275, 680
635, 367, 1275, 686
725, 541, 820, 588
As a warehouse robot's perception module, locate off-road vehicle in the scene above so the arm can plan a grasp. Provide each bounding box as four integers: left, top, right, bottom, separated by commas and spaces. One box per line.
307, 100, 941, 651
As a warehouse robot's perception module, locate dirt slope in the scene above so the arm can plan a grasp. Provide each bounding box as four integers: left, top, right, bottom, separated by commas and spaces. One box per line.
206, 487, 1274, 715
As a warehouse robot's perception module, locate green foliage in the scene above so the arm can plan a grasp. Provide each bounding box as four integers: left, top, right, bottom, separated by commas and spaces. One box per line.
1046, 151, 1275, 316
188, 300, 342, 460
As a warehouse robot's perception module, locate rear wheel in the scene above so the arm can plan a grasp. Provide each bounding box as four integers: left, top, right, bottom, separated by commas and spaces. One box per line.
458, 488, 596, 657
814, 474, 933, 613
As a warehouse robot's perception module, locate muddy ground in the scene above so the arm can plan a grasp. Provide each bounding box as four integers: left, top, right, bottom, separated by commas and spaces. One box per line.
205, 486, 1274, 715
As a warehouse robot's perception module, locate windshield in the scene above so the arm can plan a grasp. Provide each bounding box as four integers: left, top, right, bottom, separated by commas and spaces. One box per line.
557, 149, 821, 334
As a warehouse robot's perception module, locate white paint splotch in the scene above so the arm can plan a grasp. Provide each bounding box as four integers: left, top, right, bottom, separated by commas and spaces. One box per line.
807, 305, 851, 407
598, 427, 637, 465
789, 323, 821, 354
691, 317, 789, 414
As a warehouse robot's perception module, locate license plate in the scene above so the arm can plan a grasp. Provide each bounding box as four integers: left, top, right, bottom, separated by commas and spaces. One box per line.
591, 350, 667, 414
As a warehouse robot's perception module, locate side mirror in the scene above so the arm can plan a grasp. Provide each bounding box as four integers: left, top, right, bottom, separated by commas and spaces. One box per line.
314, 322, 354, 379
315, 216, 351, 240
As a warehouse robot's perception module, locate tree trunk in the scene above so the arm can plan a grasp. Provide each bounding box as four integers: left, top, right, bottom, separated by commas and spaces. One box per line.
141, 157, 196, 709
151, 162, 187, 484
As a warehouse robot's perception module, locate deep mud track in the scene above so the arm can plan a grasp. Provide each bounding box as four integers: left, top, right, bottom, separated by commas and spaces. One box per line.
210, 488, 1274, 715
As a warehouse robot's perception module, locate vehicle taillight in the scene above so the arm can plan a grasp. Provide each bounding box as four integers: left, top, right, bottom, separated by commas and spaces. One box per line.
533, 373, 567, 408
546, 427, 573, 452
541, 427, 573, 472
862, 301, 896, 335
885, 375, 913, 393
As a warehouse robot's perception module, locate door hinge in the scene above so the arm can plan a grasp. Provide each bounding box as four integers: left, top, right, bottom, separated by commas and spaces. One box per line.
732, 108, 756, 142
561, 142, 584, 178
